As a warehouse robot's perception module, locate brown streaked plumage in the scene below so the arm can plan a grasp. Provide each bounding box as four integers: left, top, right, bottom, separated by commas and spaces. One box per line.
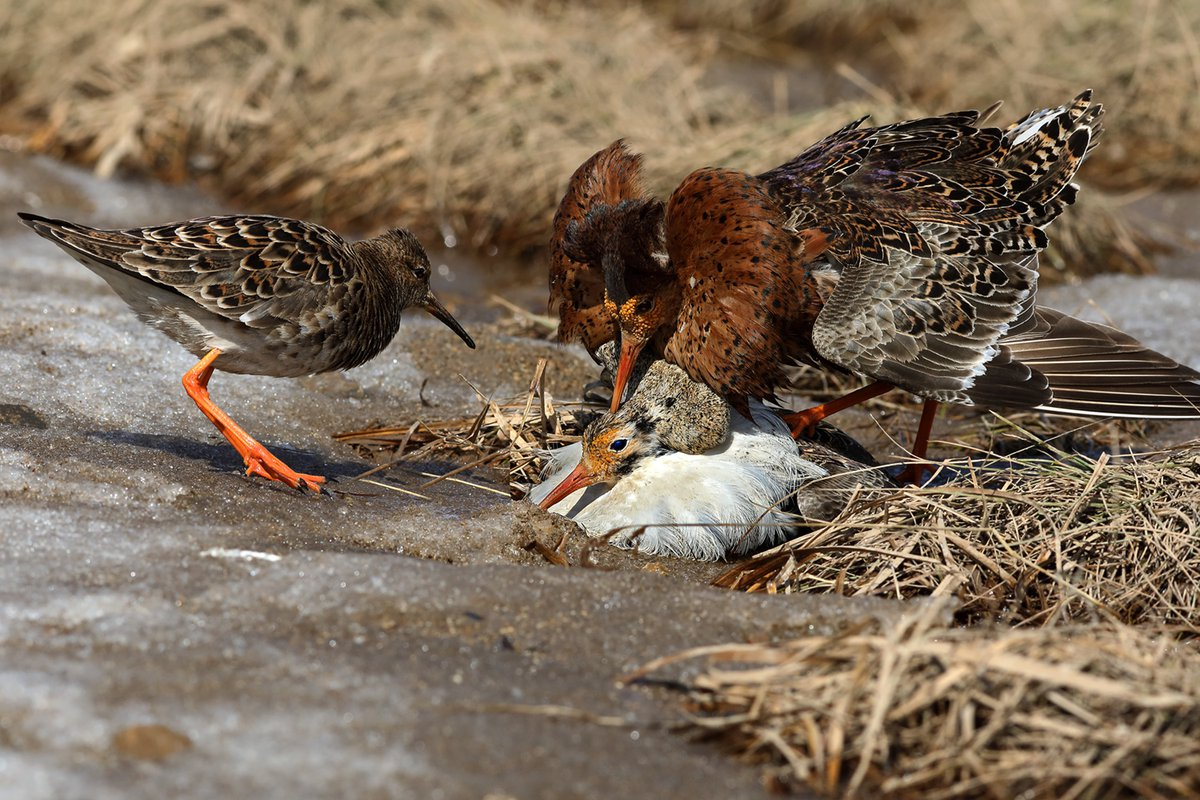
558, 92, 1200, 471
548, 140, 666, 356
662, 169, 825, 414
19, 211, 475, 491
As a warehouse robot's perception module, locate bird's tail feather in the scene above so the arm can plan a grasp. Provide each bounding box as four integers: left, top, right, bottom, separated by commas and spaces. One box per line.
1003, 307, 1200, 419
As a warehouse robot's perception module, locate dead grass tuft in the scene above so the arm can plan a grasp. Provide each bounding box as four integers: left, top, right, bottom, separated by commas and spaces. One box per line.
717, 441, 1200, 630
0, 0, 745, 253
627, 598, 1200, 798
637, 0, 1200, 191
887, 0, 1200, 192
333, 359, 593, 496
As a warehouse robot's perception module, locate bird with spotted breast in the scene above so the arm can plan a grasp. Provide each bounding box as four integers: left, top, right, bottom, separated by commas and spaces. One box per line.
19, 212, 475, 491
530, 344, 890, 560
552, 92, 1200, 477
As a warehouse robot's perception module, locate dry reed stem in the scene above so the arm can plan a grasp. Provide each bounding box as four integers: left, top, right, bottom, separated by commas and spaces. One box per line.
334, 361, 595, 495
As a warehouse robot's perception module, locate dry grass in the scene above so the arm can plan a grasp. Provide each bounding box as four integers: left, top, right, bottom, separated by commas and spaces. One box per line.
888, 0, 1200, 192
333, 359, 594, 496
639, 0, 1200, 191
0, 0, 751, 254
0, 0, 1178, 279
1037, 186, 1170, 281
638, 0, 952, 54
626, 597, 1200, 798
716, 440, 1200, 631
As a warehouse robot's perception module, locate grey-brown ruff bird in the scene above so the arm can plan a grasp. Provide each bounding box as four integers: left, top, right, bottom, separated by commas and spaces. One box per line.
19, 212, 475, 491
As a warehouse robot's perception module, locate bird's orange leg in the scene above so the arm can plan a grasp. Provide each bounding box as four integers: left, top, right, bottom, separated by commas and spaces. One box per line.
894, 399, 939, 485
182, 349, 326, 492
783, 381, 896, 438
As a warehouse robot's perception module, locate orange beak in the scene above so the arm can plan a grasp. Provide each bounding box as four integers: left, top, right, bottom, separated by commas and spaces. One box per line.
537, 462, 596, 510
609, 337, 646, 413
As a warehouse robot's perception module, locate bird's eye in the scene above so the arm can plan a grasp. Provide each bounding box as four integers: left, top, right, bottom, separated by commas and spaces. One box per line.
412, 264, 430, 280
609, 438, 628, 452
634, 297, 654, 314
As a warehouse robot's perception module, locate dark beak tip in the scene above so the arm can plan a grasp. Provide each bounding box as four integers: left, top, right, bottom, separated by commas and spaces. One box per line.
454, 327, 477, 349
452, 328, 477, 350
421, 294, 475, 349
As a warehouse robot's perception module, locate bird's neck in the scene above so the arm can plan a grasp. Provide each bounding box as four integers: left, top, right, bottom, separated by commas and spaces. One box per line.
343, 240, 409, 362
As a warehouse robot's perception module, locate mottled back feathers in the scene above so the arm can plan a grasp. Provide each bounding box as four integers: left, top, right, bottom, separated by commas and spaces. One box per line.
764, 91, 1103, 404
664, 169, 821, 413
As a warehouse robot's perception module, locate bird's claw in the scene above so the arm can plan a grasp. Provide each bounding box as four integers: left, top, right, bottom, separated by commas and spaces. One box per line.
241, 452, 327, 494
783, 410, 822, 439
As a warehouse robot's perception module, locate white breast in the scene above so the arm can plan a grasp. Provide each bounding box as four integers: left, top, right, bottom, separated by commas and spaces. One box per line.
528, 404, 827, 561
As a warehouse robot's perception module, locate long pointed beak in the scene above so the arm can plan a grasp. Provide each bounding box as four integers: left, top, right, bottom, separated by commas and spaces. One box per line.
537, 462, 595, 510
609, 337, 646, 413
421, 291, 475, 349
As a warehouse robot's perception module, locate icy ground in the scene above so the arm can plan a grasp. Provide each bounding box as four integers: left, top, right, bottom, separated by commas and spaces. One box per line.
0, 151, 860, 800
0, 151, 1197, 799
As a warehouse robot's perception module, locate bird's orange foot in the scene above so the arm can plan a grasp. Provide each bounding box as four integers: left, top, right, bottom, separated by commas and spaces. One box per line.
240, 444, 327, 492
782, 410, 822, 439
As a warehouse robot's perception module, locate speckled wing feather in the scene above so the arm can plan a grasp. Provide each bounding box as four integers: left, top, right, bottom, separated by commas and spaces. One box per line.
549, 140, 649, 352
21, 214, 358, 330
663, 169, 819, 414
760, 91, 1102, 404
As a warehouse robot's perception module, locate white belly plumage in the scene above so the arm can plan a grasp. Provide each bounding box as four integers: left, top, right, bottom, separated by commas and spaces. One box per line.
529, 404, 826, 561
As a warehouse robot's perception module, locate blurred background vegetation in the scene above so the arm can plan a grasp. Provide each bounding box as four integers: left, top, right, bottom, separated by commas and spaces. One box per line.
0, 0, 1195, 280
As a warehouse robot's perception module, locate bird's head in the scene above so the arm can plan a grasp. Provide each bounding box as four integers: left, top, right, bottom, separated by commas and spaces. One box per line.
536, 411, 664, 510
563, 199, 677, 405
379, 228, 475, 349
602, 285, 681, 412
